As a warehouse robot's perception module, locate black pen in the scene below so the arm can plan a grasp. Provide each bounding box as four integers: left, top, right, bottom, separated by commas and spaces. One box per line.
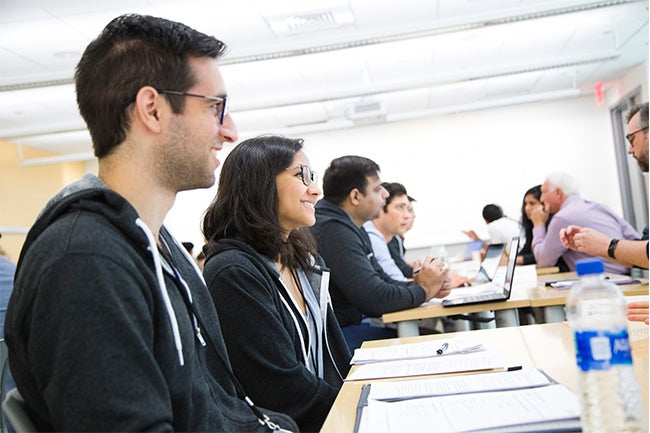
414, 257, 442, 274
436, 342, 449, 355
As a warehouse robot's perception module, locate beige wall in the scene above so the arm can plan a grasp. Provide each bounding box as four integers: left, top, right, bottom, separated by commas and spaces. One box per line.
0, 140, 84, 262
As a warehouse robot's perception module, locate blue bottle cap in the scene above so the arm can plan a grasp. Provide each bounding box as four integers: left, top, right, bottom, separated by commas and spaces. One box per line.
575, 258, 605, 276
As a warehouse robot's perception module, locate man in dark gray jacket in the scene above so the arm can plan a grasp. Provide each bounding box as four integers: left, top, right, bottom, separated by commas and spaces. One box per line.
310, 156, 451, 350
5, 14, 296, 432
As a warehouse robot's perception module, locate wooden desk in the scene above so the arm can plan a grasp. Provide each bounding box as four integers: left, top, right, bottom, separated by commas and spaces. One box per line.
530, 272, 649, 322
320, 321, 649, 433
383, 296, 529, 337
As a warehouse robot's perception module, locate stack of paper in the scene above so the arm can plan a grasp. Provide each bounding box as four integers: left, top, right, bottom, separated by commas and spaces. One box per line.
368, 368, 550, 401
351, 337, 484, 364
355, 369, 582, 433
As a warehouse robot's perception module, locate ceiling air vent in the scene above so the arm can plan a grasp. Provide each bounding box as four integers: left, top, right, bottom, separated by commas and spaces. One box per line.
345, 100, 387, 124
267, 7, 354, 35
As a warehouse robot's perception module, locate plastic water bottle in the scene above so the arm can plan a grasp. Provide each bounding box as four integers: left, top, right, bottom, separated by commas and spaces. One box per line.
565, 258, 646, 433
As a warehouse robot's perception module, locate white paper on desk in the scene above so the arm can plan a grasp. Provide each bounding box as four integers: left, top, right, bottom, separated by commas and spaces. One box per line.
368, 368, 550, 401
364, 384, 580, 433
345, 350, 504, 381
351, 337, 484, 364
513, 264, 539, 290
552, 276, 643, 290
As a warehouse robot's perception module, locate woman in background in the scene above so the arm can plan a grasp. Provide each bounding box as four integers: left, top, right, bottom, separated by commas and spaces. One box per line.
202, 136, 350, 432
517, 184, 568, 271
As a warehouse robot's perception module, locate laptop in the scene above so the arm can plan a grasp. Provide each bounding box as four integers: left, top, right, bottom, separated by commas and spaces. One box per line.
442, 237, 519, 307
473, 242, 506, 284
463, 240, 484, 261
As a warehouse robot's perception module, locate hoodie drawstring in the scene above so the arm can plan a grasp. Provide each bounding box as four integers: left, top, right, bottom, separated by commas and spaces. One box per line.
135, 218, 185, 366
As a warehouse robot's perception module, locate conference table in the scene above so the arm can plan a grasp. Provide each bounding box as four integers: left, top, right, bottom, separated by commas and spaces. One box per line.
320, 321, 649, 433
382, 264, 648, 337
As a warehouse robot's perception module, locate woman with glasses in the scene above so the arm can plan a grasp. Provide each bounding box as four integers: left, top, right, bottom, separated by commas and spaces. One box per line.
202, 135, 351, 432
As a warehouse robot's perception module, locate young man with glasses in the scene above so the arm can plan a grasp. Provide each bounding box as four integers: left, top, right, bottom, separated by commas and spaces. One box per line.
5, 14, 296, 432
363, 182, 416, 281
365, 183, 471, 287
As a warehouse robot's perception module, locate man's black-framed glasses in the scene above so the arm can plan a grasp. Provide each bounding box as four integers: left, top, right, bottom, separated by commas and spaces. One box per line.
626, 126, 648, 145
286, 164, 318, 186
157, 89, 228, 125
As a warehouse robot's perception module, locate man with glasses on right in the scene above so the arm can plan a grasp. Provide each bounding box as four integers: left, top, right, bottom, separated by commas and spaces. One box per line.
561, 102, 648, 322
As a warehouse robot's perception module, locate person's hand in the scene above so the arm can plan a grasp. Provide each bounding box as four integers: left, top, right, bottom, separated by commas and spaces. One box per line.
408, 259, 422, 271
559, 225, 581, 249
463, 230, 480, 241
562, 226, 610, 256
529, 203, 549, 227
448, 272, 471, 288
627, 301, 649, 325
413, 257, 450, 300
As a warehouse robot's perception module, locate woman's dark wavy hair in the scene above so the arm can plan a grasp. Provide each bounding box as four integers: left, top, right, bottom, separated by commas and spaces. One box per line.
202, 135, 318, 271
520, 185, 541, 251
75, 14, 226, 158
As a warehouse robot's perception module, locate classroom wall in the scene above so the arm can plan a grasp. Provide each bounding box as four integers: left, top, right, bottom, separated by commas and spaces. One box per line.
0, 140, 85, 261
166, 94, 630, 253
3, 65, 647, 260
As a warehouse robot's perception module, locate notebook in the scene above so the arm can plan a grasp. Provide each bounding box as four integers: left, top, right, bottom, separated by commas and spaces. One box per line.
442, 237, 519, 307
473, 242, 506, 284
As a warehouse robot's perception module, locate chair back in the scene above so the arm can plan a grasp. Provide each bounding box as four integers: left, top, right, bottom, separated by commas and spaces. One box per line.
2, 389, 37, 433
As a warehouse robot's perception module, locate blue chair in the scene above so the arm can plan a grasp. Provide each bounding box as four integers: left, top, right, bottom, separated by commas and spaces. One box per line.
2, 389, 36, 432
0, 339, 8, 433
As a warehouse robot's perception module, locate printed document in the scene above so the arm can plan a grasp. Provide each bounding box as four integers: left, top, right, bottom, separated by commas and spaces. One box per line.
346, 350, 504, 381
368, 367, 550, 401
351, 337, 484, 364
362, 384, 580, 433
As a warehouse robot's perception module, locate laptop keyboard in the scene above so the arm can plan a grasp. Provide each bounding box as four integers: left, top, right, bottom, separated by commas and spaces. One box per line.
458, 292, 503, 303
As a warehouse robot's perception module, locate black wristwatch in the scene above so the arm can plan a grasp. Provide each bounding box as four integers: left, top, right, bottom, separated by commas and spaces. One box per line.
607, 238, 619, 259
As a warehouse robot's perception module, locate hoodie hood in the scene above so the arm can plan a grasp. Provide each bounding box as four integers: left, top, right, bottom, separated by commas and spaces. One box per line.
204, 237, 277, 275
17, 175, 146, 275
17, 174, 191, 365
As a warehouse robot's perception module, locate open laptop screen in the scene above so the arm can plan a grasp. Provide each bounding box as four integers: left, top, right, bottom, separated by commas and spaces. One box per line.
475, 243, 505, 283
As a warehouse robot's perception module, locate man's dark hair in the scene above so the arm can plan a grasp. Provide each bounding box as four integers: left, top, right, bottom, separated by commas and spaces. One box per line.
627, 102, 649, 129
75, 14, 227, 158
322, 155, 380, 205
482, 204, 504, 223
381, 182, 414, 213
202, 135, 317, 271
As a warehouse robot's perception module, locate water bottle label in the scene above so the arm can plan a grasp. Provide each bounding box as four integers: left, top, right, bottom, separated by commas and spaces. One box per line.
574, 329, 633, 371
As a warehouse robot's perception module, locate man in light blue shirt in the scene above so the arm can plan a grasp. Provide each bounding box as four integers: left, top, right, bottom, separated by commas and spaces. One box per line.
363, 183, 413, 281
363, 183, 471, 287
